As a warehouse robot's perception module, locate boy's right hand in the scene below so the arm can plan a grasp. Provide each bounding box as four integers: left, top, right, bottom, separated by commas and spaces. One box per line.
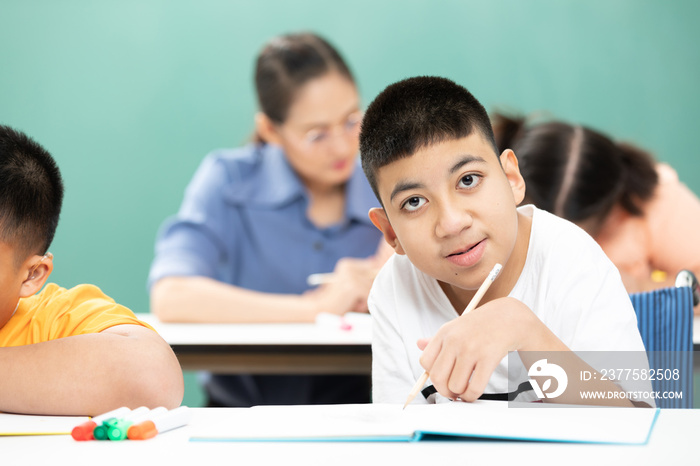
416, 297, 556, 402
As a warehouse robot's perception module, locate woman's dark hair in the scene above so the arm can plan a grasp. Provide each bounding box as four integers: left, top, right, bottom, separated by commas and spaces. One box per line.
254, 32, 355, 141
492, 112, 658, 226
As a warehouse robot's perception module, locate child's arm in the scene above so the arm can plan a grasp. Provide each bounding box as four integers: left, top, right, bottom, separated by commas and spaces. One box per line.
417, 297, 636, 406
646, 165, 700, 296
151, 255, 377, 323
0, 325, 183, 416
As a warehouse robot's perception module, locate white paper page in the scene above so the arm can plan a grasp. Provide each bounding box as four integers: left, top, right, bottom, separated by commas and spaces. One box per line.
415, 402, 657, 444
190, 401, 658, 444
0, 412, 89, 436
194, 404, 414, 440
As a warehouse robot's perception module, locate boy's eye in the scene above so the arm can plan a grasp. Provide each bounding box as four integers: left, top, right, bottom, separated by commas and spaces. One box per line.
402, 196, 426, 212
458, 174, 481, 188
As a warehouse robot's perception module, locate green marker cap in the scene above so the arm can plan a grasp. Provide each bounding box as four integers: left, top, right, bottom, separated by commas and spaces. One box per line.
107, 419, 133, 441
103, 418, 121, 428
93, 423, 111, 441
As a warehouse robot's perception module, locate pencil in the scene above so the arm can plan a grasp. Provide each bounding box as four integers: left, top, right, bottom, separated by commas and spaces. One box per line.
307, 271, 378, 286
306, 273, 335, 286
402, 263, 503, 409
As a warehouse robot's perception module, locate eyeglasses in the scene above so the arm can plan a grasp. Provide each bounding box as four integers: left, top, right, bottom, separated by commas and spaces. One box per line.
282, 111, 363, 150
303, 111, 362, 145
28, 252, 53, 279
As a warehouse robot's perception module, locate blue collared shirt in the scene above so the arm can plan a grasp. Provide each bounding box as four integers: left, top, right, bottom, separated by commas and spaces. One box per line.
149, 143, 382, 295
149, 144, 381, 406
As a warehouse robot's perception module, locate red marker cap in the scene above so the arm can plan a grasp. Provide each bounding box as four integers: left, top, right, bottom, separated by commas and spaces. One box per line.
71, 421, 98, 441
127, 420, 157, 440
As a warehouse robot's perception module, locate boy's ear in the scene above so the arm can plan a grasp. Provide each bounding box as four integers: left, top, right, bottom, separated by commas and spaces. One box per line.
500, 149, 526, 205
19, 254, 53, 298
368, 208, 405, 255
254, 112, 283, 146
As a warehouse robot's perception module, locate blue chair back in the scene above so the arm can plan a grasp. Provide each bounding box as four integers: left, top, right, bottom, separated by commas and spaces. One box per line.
629, 286, 694, 408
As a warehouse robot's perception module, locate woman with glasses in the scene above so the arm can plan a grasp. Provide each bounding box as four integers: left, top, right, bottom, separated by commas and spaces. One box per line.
148, 32, 389, 407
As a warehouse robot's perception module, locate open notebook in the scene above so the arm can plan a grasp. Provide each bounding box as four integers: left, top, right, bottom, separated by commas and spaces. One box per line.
191, 401, 659, 445
0, 412, 89, 436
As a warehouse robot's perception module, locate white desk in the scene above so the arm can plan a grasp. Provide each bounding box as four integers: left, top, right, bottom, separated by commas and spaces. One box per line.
138, 313, 372, 375
1, 408, 697, 465
142, 314, 700, 378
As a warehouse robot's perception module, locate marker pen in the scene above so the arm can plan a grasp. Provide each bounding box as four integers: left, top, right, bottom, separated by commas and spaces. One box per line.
94, 406, 149, 440
128, 406, 192, 440
71, 407, 131, 441
107, 407, 167, 441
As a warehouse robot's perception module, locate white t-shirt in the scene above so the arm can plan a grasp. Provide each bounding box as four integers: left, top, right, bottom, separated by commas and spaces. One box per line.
369, 205, 647, 404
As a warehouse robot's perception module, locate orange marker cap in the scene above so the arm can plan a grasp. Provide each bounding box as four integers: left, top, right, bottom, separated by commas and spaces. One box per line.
71, 421, 98, 441
127, 420, 157, 440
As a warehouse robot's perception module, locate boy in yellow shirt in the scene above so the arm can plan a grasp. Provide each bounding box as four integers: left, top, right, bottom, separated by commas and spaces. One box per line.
0, 125, 183, 415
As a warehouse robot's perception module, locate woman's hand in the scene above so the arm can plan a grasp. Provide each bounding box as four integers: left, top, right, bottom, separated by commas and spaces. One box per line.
303, 257, 378, 316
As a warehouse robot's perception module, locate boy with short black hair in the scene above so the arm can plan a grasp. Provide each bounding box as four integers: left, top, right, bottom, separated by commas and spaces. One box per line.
0, 124, 183, 415
360, 77, 647, 405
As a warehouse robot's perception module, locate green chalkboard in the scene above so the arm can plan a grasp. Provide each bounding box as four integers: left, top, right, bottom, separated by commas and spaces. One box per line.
1, 0, 698, 406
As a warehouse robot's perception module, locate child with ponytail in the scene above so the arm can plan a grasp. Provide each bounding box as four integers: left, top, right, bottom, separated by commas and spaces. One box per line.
492, 112, 700, 306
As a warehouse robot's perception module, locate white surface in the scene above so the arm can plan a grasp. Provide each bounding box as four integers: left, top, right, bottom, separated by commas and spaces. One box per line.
137, 312, 372, 346
0, 413, 89, 436
0, 407, 695, 466
190, 401, 658, 445
137, 303, 698, 347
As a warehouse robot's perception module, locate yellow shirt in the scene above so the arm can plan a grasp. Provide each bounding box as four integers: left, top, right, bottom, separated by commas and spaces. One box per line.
0, 283, 153, 347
